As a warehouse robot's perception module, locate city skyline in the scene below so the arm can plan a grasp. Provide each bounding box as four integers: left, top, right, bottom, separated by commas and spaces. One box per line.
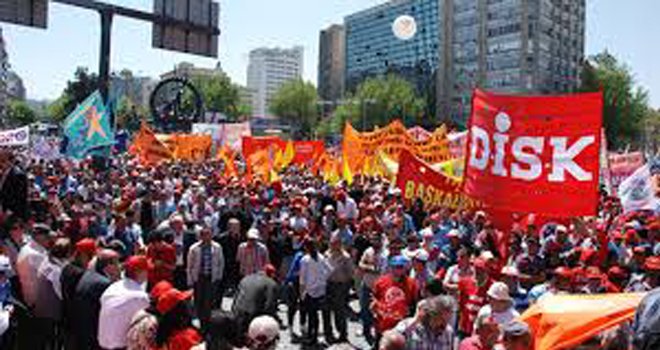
2, 0, 660, 108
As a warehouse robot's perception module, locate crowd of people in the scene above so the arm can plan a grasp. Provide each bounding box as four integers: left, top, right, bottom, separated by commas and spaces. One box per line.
0, 150, 658, 350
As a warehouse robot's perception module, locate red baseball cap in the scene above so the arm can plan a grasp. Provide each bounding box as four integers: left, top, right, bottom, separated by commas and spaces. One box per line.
150, 281, 174, 301
124, 255, 152, 275
75, 238, 97, 255
264, 264, 277, 278
554, 267, 573, 279
157, 289, 193, 315
585, 266, 603, 280
644, 256, 660, 272
607, 266, 627, 279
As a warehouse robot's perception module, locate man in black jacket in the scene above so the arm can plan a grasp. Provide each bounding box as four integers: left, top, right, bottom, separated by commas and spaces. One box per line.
231, 265, 280, 338
68, 249, 121, 350
61, 238, 97, 349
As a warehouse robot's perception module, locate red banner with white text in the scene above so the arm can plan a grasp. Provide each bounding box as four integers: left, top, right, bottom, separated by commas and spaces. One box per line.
242, 136, 324, 167
464, 89, 603, 217
396, 150, 480, 210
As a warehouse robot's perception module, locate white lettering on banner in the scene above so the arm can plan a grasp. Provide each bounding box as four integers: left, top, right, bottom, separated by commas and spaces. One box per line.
468, 111, 596, 182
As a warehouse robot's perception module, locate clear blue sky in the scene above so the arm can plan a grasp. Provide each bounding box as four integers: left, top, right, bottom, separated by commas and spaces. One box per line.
2, 0, 660, 107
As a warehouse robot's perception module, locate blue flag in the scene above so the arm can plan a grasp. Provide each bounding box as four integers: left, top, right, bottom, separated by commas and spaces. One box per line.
63, 90, 114, 159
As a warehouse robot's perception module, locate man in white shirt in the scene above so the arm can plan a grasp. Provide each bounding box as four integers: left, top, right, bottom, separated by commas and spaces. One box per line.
336, 190, 359, 221
15, 223, 53, 308
15, 223, 56, 349
98, 255, 151, 350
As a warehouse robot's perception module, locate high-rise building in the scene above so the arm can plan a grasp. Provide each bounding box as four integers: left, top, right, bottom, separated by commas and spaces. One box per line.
6, 70, 25, 100
110, 72, 156, 109
342, 0, 585, 125
0, 27, 9, 122
344, 0, 441, 93
247, 46, 304, 118
318, 24, 346, 105
437, 0, 586, 124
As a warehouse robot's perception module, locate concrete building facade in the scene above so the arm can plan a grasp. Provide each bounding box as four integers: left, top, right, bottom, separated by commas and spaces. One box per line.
247, 46, 304, 118
318, 24, 346, 104
341, 0, 585, 125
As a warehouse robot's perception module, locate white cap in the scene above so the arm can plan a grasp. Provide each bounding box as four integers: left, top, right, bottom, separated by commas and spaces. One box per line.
248, 315, 280, 345
414, 250, 429, 262
420, 228, 434, 239
487, 281, 512, 301
247, 228, 261, 240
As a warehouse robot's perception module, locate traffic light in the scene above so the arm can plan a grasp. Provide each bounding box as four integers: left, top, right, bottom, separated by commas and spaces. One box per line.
0, 0, 49, 28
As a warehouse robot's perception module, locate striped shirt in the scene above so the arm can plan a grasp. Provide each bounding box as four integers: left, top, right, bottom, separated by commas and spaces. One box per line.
395, 317, 454, 350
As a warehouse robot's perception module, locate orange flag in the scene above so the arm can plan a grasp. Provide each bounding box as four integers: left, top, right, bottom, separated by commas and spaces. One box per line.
132, 123, 172, 164
217, 145, 237, 178
521, 293, 645, 350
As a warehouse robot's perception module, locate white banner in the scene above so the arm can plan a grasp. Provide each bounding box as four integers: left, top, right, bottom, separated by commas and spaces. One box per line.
192, 122, 251, 151
0, 126, 30, 146
618, 162, 660, 213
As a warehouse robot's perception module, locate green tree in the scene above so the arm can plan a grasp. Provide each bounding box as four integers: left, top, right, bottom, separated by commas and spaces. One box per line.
580, 51, 650, 150
6, 100, 37, 126
190, 73, 246, 121
45, 67, 100, 123
327, 74, 425, 134
270, 79, 319, 138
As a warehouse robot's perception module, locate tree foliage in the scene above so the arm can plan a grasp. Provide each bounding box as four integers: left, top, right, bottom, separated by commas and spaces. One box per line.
5, 100, 37, 126
190, 73, 249, 121
46, 67, 99, 123
580, 51, 650, 150
318, 75, 425, 137
270, 79, 319, 139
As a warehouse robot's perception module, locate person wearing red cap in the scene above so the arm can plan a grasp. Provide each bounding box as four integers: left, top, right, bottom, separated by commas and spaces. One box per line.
98, 255, 151, 350
153, 289, 202, 350
456, 257, 492, 338
126, 281, 173, 350
61, 237, 97, 347
146, 230, 176, 288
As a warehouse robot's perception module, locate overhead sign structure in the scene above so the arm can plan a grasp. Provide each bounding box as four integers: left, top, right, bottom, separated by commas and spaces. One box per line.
152, 0, 220, 58
0, 0, 48, 28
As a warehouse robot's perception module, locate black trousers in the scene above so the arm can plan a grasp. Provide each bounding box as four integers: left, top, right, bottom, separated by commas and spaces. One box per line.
301, 294, 330, 343
194, 275, 219, 331
323, 281, 351, 340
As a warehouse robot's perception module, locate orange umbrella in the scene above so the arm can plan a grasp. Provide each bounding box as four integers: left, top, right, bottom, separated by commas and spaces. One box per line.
521, 293, 646, 350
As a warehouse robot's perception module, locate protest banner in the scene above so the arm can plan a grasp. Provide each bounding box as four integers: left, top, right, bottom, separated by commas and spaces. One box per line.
618, 159, 660, 213
608, 151, 644, 195
342, 120, 451, 175
396, 150, 479, 210
0, 126, 30, 146
171, 134, 212, 162
31, 136, 61, 160
464, 89, 603, 217
242, 136, 324, 167
192, 122, 251, 152
521, 293, 645, 350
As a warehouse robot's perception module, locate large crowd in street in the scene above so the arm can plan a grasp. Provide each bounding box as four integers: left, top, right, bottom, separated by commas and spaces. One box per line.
0, 151, 658, 350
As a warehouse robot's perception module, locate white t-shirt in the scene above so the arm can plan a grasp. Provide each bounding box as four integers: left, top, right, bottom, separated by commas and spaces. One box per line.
98, 278, 149, 349
474, 304, 520, 331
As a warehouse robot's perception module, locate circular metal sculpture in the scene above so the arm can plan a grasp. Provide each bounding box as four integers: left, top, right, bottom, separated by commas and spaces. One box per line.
149, 77, 204, 133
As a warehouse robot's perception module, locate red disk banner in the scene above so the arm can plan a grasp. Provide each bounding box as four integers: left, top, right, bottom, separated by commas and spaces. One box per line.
464, 89, 603, 217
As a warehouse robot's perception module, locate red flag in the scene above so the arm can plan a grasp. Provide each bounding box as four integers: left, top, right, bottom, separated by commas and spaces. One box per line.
464, 89, 603, 217
396, 150, 479, 211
